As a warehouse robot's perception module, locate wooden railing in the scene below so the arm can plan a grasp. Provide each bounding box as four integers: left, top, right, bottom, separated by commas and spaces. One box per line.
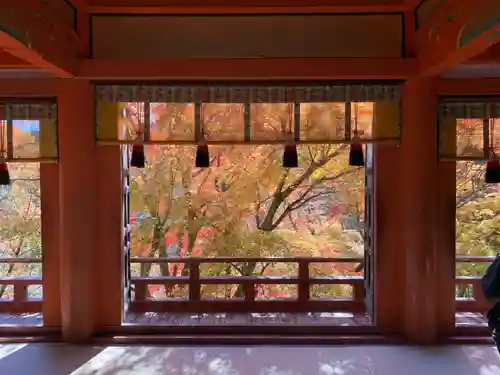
129, 257, 365, 314
128, 255, 497, 315
0, 255, 494, 317
455, 256, 494, 314
0, 258, 42, 313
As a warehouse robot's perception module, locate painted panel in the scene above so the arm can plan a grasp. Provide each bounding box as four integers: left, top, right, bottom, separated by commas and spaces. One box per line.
458, 0, 500, 48
91, 14, 403, 59
94, 84, 402, 144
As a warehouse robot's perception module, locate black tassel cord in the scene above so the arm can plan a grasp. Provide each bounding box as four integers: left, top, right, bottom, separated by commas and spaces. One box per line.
282, 103, 298, 168
486, 147, 500, 184
130, 128, 146, 168
348, 103, 365, 167
0, 120, 10, 185
129, 104, 146, 169
195, 143, 210, 168
196, 106, 210, 168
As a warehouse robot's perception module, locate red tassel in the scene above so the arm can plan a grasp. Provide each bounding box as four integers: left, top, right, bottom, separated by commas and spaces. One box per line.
130, 144, 145, 168
133, 144, 144, 154
283, 143, 298, 168
130, 130, 146, 168
196, 144, 210, 168
486, 159, 500, 183
349, 136, 364, 167
0, 159, 10, 186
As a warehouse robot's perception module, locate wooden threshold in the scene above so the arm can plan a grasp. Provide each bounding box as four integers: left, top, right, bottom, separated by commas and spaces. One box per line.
443, 336, 494, 345
92, 333, 401, 346
0, 326, 59, 337
102, 324, 379, 336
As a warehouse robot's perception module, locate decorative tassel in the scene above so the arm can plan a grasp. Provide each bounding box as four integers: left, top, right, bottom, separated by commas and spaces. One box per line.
130, 130, 145, 168
195, 136, 210, 168
349, 133, 364, 167
485, 159, 500, 183
130, 144, 145, 168
283, 135, 298, 168
0, 156, 10, 186
0, 112, 8, 185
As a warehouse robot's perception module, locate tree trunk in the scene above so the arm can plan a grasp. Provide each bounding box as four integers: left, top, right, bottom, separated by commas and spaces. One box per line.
139, 220, 168, 297
181, 208, 201, 277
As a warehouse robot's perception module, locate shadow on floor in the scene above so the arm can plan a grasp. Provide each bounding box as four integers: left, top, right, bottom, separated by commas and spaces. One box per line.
0, 344, 104, 375
0, 343, 499, 375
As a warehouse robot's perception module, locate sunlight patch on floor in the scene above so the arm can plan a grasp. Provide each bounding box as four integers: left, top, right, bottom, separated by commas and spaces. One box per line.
63, 345, 500, 375
0, 344, 27, 360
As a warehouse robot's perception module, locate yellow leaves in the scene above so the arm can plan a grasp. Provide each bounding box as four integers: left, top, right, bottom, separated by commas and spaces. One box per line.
311, 169, 323, 180
130, 140, 367, 265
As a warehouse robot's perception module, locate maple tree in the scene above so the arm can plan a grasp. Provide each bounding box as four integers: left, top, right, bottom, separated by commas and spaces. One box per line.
455, 119, 500, 298
128, 103, 366, 300
0, 109, 494, 306
0, 123, 43, 299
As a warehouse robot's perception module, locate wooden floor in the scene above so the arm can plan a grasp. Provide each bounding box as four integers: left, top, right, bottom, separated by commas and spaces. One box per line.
456, 312, 488, 327
0, 313, 42, 327
0, 343, 499, 375
0, 311, 489, 327
123, 312, 373, 326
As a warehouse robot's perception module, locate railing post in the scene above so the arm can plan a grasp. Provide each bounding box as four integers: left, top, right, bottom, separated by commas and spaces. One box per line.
298, 260, 310, 304
473, 280, 490, 311
189, 260, 201, 301
244, 281, 255, 303
353, 278, 365, 304
134, 281, 147, 302
13, 282, 27, 302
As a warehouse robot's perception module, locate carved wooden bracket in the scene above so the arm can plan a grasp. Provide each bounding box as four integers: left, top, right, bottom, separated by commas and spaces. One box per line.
416, 0, 500, 76
0, 0, 83, 77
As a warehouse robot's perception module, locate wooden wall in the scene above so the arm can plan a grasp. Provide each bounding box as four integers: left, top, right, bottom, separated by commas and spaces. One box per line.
90, 14, 404, 59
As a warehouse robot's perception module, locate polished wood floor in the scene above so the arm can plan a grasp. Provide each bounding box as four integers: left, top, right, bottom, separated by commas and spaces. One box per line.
0, 311, 488, 327
123, 312, 373, 326
0, 343, 499, 375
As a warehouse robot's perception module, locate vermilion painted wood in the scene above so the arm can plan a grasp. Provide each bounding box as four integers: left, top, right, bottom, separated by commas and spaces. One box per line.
0, 0, 82, 77
79, 58, 417, 80
417, 0, 500, 76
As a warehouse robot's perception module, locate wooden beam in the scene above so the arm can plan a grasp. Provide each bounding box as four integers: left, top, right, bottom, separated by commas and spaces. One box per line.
0, 50, 32, 68
437, 78, 500, 96
417, 0, 500, 77
404, 0, 422, 9
89, 4, 407, 14
0, 79, 58, 97
66, 0, 89, 8
80, 58, 417, 80
469, 43, 500, 62
0, 0, 83, 78
88, 0, 406, 13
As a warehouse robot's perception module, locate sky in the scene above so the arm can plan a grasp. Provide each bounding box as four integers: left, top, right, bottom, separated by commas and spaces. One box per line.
12, 120, 40, 132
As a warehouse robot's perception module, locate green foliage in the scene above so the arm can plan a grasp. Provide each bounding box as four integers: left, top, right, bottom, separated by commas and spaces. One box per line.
455, 161, 500, 298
